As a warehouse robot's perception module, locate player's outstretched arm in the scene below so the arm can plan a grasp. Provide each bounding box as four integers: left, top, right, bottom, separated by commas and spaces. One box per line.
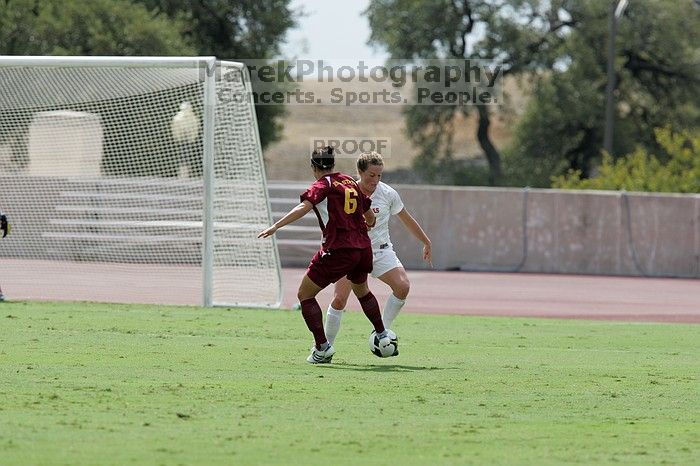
258, 201, 313, 238
397, 208, 432, 267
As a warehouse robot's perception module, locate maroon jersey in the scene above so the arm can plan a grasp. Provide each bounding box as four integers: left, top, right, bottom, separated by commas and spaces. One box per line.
300, 172, 372, 250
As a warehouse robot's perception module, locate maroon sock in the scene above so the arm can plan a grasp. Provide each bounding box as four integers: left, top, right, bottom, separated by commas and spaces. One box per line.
358, 291, 385, 333
300, 298, 327, 349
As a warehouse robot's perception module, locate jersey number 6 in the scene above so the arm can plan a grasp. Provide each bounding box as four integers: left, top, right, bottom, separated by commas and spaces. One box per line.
344, 188, 358, 214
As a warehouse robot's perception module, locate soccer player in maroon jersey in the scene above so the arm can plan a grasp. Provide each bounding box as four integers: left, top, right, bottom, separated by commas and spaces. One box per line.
258, 146, 391, 363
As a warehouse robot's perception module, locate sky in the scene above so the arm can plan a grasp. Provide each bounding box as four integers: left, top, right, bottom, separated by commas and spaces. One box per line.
280, 0, 388, 63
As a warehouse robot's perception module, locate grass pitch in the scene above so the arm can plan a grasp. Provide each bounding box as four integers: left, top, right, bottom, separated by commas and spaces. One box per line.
1, 301, 698, 465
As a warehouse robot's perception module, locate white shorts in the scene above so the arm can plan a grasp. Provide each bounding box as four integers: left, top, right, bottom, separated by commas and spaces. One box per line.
371, 246, 403, 278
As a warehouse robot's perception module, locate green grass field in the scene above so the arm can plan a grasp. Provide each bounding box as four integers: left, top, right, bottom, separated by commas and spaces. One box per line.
1, 301, 698, 465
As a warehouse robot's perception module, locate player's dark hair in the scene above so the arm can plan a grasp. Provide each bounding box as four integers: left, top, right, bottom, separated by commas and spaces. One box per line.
311, 146, 335, 170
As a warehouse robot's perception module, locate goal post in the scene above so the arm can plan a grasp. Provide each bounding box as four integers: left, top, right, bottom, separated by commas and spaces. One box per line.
0, 56, 282, 308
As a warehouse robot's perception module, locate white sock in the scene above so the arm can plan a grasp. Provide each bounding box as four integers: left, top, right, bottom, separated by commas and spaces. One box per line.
382, 294, 406, 329
324, 305, 344, 345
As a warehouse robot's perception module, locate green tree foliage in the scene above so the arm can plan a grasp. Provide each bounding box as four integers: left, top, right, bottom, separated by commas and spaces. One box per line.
136, 0, 297, 150
508, 0, 700, 186
366, 0, 580, 186
366, 0, 494, 185
367, 0, 699, 188
552, 127, 700, 193
0, 0, 195, 55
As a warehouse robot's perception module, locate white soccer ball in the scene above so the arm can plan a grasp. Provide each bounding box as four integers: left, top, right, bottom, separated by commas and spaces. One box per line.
369, 329, 398, 358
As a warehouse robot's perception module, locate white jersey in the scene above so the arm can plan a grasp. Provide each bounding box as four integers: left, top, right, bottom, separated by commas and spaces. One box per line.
367, 181, 404, 251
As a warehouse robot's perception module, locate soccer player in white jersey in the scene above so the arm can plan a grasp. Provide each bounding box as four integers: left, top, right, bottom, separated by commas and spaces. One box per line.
323, 151, 432, 350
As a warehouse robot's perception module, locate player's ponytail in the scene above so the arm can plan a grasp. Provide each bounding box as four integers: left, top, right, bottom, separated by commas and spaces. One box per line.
311, 146, 335, 170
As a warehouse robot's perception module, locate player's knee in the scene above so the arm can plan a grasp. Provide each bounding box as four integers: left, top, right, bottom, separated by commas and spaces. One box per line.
297, 289, 314, 302
393, 279, 410, 300
331, 295, 348, 310
351, 282, 370, 299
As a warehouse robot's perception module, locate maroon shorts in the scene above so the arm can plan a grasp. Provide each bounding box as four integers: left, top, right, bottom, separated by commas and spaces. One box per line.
306, 247, 373, 289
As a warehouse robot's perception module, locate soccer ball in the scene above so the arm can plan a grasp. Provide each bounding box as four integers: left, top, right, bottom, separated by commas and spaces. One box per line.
369, 329, 398, 358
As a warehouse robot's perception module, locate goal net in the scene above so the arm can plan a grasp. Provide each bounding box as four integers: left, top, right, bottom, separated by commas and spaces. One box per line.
0, 56, 282, 307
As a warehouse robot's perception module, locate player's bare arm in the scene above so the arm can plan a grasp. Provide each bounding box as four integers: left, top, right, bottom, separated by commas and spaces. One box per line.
364, 208, 376, 230
397, 208, 432, 267
258, 200, 313, 238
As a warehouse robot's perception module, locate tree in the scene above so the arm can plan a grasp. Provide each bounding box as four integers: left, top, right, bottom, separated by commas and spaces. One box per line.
0, 0, 195, 55
365, 0, 579, 186
506, 0, 700, 186
135, 0, 297, 150
552, 127, 700, 193
366, 0, 699, 187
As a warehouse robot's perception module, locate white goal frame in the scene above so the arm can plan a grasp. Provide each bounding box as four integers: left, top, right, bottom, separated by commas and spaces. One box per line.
0, 56, 282, 308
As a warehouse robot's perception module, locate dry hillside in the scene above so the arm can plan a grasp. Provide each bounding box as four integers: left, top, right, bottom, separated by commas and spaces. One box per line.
263, 77, 530, 181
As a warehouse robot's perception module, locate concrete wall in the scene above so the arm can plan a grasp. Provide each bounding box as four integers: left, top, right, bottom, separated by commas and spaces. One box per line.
390, 186, 700, 278
268, 183, 700, 278
2, 177, 699, 278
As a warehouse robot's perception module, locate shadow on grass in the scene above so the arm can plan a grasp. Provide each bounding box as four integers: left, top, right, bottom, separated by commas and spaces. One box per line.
322, 363, 453, 372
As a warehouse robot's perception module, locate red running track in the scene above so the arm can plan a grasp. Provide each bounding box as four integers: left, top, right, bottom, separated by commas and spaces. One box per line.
2, 259, 698, 323
282, 268, 700, 323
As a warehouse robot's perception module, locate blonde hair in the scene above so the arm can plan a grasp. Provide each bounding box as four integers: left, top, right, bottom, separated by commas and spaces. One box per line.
357, 151, 384, 173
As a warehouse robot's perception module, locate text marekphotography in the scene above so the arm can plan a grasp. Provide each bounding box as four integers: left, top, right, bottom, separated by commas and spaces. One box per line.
214, 59, 503, 106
